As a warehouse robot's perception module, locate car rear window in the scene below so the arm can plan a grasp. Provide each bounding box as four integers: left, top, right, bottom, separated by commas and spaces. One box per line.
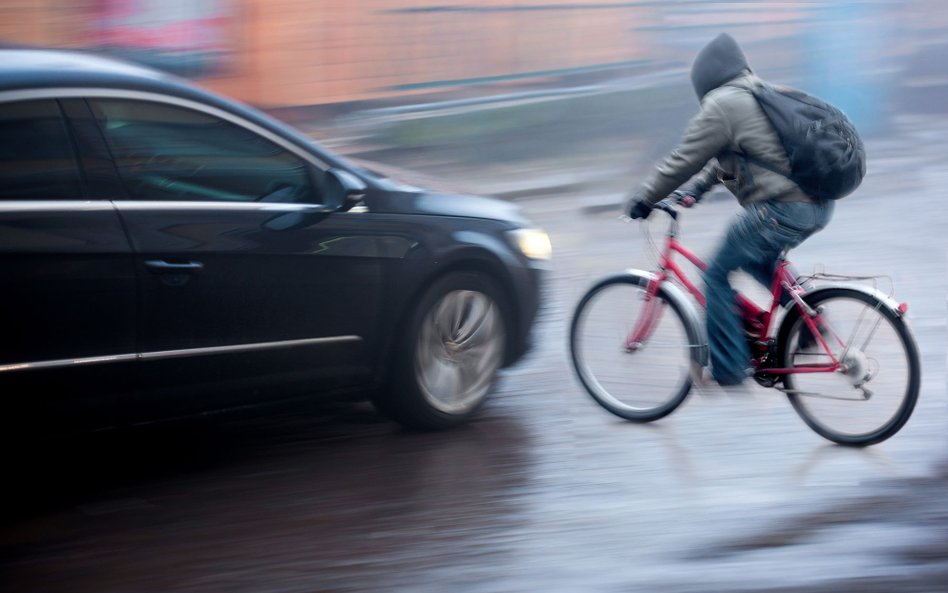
0, 100, 83, 200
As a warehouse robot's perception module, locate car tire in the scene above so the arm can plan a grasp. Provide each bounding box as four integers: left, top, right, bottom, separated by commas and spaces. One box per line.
375, 270, 508, 430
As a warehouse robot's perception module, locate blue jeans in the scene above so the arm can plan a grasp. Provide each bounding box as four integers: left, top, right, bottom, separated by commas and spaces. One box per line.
705, 200, 834, 385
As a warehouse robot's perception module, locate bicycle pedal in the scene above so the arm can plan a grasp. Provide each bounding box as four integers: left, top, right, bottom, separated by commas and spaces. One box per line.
753, 372, 781, 388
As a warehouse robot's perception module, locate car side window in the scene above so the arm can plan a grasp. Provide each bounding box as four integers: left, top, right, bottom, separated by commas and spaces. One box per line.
0, 100, 83, 200
88, 99, 323, 203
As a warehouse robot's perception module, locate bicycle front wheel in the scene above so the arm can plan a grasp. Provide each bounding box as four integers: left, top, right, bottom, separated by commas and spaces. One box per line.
778, 288, 920, 446
570, 274, 699, 421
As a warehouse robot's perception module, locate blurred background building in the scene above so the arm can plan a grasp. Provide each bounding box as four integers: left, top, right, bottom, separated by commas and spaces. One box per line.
2, 0, 948, 161
1, 2, 944, 109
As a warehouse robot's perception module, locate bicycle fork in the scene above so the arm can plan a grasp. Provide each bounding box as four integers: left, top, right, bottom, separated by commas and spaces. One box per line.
621, 272, 708, 386
624, 275, 666, 351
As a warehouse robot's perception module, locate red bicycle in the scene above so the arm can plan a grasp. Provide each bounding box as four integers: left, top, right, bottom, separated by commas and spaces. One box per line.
569, 199, 920, 446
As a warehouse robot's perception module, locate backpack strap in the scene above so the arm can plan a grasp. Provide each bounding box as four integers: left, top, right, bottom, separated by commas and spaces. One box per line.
741, 82, 795, 180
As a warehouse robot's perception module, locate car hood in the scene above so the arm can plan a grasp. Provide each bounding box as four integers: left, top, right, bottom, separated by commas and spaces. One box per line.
369, 188, 531, 226
344, 157, 531, 226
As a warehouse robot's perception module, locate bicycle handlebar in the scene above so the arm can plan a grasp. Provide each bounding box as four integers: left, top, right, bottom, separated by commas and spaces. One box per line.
653, 199, 679, 220
653, 191, 700, 220
620, 193, 696, 224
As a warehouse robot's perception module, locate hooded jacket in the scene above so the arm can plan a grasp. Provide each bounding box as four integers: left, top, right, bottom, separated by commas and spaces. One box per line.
636, 33, 812, 207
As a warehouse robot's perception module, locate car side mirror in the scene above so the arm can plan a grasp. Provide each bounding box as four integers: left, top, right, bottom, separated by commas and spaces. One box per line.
263, 168, 367, 231
325, 168, 367, 211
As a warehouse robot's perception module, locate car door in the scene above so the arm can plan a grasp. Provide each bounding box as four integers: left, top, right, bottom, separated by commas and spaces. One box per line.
87, 97, 383, 413
0, 97, 138, 433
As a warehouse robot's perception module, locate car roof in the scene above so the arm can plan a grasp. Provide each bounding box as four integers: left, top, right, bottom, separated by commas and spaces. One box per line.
0, 48, 228, 107
0, 48, 354, 172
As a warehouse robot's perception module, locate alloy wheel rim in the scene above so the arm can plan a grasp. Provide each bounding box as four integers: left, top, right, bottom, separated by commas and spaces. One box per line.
415, 289, 504, 414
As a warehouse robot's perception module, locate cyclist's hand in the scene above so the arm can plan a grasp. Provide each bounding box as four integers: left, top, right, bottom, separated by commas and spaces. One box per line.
627, 199, 653, 220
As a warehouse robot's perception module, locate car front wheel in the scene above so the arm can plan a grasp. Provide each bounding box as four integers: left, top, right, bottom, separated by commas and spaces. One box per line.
377, 271, 507, 430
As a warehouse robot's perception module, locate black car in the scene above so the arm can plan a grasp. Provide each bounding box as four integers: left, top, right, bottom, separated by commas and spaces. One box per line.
0, 49, 549, 434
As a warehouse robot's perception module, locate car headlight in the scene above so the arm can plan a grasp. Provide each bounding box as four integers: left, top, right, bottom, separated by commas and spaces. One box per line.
508, 228, 552, 261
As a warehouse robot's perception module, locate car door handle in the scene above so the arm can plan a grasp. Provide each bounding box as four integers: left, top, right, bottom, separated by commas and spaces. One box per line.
144, 259, 205, 273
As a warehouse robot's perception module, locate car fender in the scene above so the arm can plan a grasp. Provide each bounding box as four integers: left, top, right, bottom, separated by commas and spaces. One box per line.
376, 230, 534, 377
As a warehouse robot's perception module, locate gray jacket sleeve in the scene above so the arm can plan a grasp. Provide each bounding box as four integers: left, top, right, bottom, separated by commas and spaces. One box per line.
679, 162, 720, 198
635, 98, 731, 206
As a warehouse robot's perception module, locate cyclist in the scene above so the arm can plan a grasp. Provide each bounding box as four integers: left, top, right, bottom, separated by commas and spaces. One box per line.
625, 33, 834, 386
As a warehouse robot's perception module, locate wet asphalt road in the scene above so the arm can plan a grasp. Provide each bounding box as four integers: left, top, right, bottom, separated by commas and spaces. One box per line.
3, 118, 947, 593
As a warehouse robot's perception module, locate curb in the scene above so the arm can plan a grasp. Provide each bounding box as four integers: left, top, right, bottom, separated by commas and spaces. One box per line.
579, 194, 626, 215
466, 168, 627, 202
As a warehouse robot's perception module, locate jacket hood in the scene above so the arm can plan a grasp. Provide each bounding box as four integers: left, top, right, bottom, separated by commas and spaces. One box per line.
690, 33, 751, 100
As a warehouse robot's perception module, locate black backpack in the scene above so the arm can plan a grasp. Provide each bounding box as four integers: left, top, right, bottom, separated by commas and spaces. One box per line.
747, 83, 866, 200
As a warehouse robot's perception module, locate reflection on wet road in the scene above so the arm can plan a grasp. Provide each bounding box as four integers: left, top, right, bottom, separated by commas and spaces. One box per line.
4, 159, 946, 592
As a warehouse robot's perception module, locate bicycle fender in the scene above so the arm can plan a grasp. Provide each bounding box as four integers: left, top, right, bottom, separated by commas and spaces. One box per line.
776, 283, 910, 353
623, 268, 709, 367
792, 284, 906, 319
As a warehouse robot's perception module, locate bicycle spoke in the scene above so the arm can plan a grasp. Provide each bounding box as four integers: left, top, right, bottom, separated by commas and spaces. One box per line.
838, 300, 884, 363
858, 309, 885, 353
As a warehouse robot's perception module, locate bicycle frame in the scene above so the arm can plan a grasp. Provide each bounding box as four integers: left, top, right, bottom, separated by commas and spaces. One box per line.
626, 208, 843, 377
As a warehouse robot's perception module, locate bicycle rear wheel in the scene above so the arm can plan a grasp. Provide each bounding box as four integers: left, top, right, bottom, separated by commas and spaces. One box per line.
570, 274, 700, 421
778, 288, 920, 446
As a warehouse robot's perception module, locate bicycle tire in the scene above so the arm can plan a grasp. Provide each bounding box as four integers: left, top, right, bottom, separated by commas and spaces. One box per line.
777, 287, 920, 446
570, 273, 702, 422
